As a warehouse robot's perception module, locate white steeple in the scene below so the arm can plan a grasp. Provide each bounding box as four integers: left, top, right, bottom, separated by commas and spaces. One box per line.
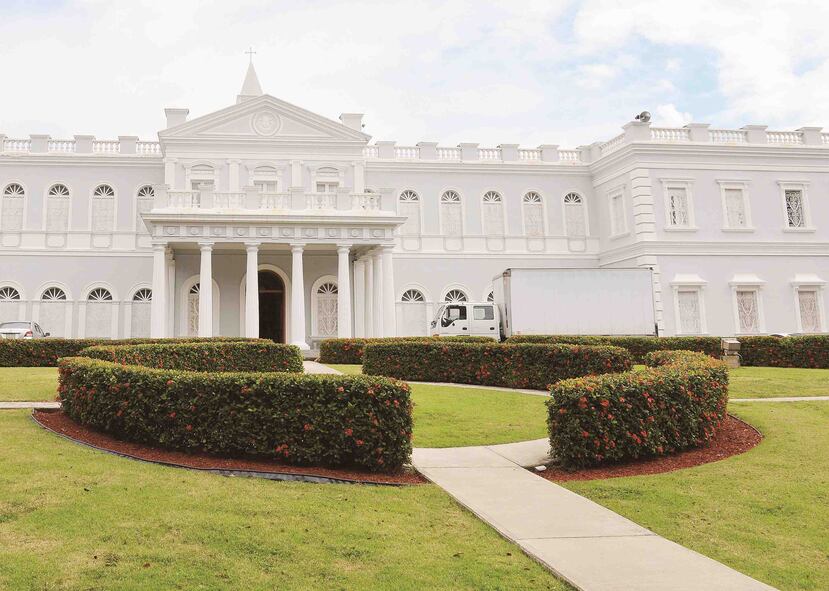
237, 48, 263, 104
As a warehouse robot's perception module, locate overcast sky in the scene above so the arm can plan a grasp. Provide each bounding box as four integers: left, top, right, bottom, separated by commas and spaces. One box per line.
1, 0, 828, 148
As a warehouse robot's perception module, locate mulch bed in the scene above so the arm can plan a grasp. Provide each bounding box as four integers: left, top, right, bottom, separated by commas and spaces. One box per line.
32, 410, 425, 486
538, 415, 762, 482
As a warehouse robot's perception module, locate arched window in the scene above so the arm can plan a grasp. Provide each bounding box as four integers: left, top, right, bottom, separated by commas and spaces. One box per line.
482, 191, 505, 236
190, 164, 215, 190
1, 183, 25, 231
444, 289, 468, 303
401, 289, 425, 302
46, 184, 70, 232
315, 167, 339, 193
522, 192, 544, 237
187, 283, 201, 336
252, 166, 280, 193
315, 282, 338, 337
440, 190, 463, 237
399, 288, 427, 336
130, 288, 152, 337
85, 287, 114, 338
0, 286, 21, 324
136, 185, 154, 233
563, 192, 586, 237
398, 190, 421, 236
0, 286, 20, 301
40, 287, 68, 337
91, 184, 115, 233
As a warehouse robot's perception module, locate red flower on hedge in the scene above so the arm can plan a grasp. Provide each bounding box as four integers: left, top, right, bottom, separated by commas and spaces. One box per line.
303, 423, 313, 431
344, 428, 353, 436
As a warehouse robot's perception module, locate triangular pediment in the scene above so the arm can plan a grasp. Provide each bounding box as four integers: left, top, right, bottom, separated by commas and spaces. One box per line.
159, 95, 370, 143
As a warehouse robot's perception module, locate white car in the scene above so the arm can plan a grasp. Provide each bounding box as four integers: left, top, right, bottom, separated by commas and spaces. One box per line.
0, 321, 50, 339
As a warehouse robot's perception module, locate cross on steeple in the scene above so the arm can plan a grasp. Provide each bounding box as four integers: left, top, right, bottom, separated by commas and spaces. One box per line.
245, 47, 256, 64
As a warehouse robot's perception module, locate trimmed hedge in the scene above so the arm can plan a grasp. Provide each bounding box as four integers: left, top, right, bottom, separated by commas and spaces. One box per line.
58, 357, 412, 472
319, 336, 496, 364
738, 335, 829, 368
506, 335, 721, 363
0, 337, 266, 368
80, 341, 303, 373
547, 351, 729, 468
362, 341, 632, 390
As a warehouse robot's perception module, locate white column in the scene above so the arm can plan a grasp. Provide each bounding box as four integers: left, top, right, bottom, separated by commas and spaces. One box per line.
364, 256, 374, 337
245, 242, 260, 338
228, 159, 240, 191
150, 243, 167, 337
353, 257, 366, 337
290, 243, 309, 349
372, 251, 383, 337
198, 241, 214, 337
381, 246, 396, 336
166, 250, 175, 336
336, 244, 352, 337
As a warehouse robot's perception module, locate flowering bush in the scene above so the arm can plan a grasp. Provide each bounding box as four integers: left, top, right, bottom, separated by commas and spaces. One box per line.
319, 336, 495, 364
58, 356, 412, 472
80, 341, 303, 373
0, 337, 265, 368
362, 341, 632, 390
738, 335, 829, 368
507, 335, 721, 363
547, 350, 729, 468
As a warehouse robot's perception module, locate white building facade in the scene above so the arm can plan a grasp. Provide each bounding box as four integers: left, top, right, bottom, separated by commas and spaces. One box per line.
1, 64, 827, 346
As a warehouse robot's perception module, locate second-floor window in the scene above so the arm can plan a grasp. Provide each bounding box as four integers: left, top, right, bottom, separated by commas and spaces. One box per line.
316, 181, 338, 193
398, 190, 421, 236
666, 185, 692, 228
482, 191, 505, 236
722, 187, 749, 229
785, 189, 806, 228
91, 184, 115, 233
440, 190, 463, 237
1, 183, 25, 232
609, 191, 626, 236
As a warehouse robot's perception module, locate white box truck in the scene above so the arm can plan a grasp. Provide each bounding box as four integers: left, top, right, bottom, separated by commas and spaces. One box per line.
431, 268, 657, 339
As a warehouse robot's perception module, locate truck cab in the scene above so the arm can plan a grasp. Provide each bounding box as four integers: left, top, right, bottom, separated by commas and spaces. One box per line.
431, 302, 500, 339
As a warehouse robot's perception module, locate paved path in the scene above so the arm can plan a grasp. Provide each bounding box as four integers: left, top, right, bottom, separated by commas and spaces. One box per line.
731, 395, 829, 402
413, 445, 777, 591
0, 401, 60, 410
303, 360, 342, 375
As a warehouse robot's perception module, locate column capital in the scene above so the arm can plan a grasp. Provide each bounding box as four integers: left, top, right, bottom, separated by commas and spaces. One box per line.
336, 243, 352, 253
379, 244, 395, 253
244, 241, 261, 251
289, 243, 306, 253
198, 241, 215, 251
151, 242, 168, 251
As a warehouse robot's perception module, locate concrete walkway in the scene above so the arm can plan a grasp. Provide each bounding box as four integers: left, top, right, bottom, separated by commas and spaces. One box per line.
413, 445, 777, 591
0, 401, 60, 409
303, 360, 342, 374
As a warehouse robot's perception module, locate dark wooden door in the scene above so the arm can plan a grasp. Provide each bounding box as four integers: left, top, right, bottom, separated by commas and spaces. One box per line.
258, 271, 285, 343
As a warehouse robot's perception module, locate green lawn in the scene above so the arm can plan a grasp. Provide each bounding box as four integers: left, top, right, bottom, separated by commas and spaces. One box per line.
0, 410, 568, 590
0, 367, 59, 401
565, 402, 829, 591
728, 367, 829, 398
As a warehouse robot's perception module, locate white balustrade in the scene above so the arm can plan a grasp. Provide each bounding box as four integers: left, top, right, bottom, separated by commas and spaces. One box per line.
394, 146, 420, 159
478, 147, 501, 160
260, 192, 290, 209
767, 131, 803, 145
710, 129, 747, 143
351, 193, 381, 211
600, 132, 626, 155
4, 138, 31, 152
306, 193, 337, 210
213, 192, 246, 209
822, 133, 829, 145
92, 140, 121, 154
167, 190, 201, 209
48, 139, 76, 153
436, 146, 461, 160
650, 128, 690, 142
518, 148, 541, 161
363, 145, 380, 158
136, 141, 161, 155
558, 149, 581, 162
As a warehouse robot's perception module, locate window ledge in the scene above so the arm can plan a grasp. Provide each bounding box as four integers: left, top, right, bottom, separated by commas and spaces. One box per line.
782, 227, 816, 233
721, 227, 755, 233
609, 231, 631, 240
663, 226, 699, 232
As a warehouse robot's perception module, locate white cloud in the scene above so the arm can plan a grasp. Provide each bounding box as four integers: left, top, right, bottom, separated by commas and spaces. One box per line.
655, 104, 693, 127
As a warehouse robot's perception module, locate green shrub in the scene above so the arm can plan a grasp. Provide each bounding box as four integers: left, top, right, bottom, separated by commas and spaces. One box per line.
0, 337, 266, 368
362, 341, 632, 390
506, 335, 721, 363
739, 335, 829, 368
547, 350, 729, 468
80, 341, 303, 373
58, 357, 412, 472
319, 336, 495, 364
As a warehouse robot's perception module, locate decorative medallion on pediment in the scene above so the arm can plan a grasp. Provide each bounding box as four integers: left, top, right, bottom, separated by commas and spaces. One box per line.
371, 229, 385, 238
252, 110, 282, 136
348, 228, 363, 238
257, 227, 272, 237
303, 228, 319, 238
164, 226, 179, 236
280, 227, 295, 237
326, 228, 341, 238
188, 226, 203, 236
234, 227, 250, 237
211, 226, 226, 237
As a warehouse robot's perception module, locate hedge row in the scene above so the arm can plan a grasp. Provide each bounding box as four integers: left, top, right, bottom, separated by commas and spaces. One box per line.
80, 342, 304, 373
0, 337, 266, 367
738, 335, 829, 368
319, 336, 496, 364
362, 342, 632, 390
58, 357, 412, 472
506, 335, 721, 363
547, 350, 729, 468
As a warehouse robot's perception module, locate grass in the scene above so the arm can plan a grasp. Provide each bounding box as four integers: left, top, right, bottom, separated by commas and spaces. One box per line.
564, 402, 829, 591
728, 366, 829, 398
326, 363, 363, 375
0, 410, 569, 591
0, 367, 58, 401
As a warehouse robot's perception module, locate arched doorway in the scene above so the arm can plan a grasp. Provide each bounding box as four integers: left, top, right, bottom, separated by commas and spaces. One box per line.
258, 270, 285, 342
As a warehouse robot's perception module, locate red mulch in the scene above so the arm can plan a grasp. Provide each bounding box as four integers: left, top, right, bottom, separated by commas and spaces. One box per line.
32, 410, 425, 486
538, 415, 762, 482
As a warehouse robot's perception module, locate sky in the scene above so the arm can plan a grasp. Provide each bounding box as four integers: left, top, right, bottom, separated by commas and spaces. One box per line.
1, 0, 828, 148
